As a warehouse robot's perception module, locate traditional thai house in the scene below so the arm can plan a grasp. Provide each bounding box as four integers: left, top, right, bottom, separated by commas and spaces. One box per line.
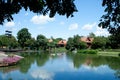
57, 40, 67, 47
80, 37, 94, 48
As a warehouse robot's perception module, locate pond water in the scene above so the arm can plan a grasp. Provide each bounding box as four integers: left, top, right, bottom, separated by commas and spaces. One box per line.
0, 52, 120, 80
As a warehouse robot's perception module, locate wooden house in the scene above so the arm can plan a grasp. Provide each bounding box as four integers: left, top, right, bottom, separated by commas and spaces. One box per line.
57, 40, 67, 47
80, 37, 94, 48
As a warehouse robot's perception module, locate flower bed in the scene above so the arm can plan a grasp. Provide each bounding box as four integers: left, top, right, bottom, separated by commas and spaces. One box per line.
0, 54, 23, 67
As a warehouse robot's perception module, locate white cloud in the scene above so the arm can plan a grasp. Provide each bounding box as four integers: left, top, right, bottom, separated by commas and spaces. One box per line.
69, 23, 78, 30
5, 21, 15, 27
31, 15, 55, 24
82, 22, 96, 30
94, 27, 110, 36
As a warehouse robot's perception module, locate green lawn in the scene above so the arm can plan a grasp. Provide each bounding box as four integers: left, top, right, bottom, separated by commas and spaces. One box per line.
98, 51, 120, 57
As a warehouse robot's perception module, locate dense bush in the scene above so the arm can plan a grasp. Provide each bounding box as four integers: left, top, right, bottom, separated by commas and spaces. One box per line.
77, 50, 97, 54
119, 53, 120, 56
66, 35, 87, 51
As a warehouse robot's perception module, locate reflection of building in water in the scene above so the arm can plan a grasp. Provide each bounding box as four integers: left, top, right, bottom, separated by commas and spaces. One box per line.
84, 58, 92, 66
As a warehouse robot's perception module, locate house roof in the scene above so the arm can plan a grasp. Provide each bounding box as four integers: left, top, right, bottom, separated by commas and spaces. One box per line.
57, 40, 67, 45
80, 37, 94, 43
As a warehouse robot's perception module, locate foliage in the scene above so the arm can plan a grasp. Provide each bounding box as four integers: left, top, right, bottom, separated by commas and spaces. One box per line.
99, 0, 120, 34
36, 34, 48, 50
0, 0, 77, 25
0, 35, 18, 49
66, 35, 87, 51
8, 36, 19, 48
67, 52, 120, 70
73, 35, 81, 49
25, 38, 36, 50
17, 28, 31, 49
91, 36, 107, 49
54, 47, 66, 53
77, 50, 97, 54
0, 35, 9, 47
65, 37, 74, 51
18, 52, 49, 73
78, 41, 87, 49
47, 41, 55, 48
88, 32, 95, 38
109, 31, 120, 48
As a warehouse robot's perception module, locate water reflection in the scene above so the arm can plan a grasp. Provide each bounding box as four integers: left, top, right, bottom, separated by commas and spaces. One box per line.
0, 52, 119, 80
31, 69, 54, 80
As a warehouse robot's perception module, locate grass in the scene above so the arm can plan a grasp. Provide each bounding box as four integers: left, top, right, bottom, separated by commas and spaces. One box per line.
54, 47, 67, 53
77, 49, 98, 54
47, 47, 67, 53
77, 49, 120, 57
98, 51, 120, 57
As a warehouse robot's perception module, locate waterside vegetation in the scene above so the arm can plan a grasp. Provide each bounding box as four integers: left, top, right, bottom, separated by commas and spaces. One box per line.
0, 28, 120, 57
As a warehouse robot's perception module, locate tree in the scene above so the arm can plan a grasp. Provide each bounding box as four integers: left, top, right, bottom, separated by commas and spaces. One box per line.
17, 28, 31, 49
73, 35, 80, 49
66, 37, 74, 51
0, 35, 18, 49
73, 35, 87, 49
88, 32, 95, 38
99, 0, 120, 34
36, 34, 48, 50
0, 0, 77, 25
109, 31, 120, 49
0, 35, 8, 47
8, 36, 18, 49
25, 38, 36, 50
91, 36, 107, 49
66, 35, 87, 51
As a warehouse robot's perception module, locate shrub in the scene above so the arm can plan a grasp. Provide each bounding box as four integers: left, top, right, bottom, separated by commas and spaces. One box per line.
118, 53, 120, 56
77, 50, 97, 54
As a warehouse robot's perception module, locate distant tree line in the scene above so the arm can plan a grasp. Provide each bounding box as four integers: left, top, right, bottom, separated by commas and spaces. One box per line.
66, 32, 120, 51
0, 28, 63, 51
0, 28, 120, 51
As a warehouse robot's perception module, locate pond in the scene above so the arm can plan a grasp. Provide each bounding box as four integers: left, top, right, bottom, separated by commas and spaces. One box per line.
0, 52, 120, 80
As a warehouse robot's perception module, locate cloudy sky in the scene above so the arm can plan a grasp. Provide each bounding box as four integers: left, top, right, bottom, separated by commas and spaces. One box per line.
0, 0, 110, 39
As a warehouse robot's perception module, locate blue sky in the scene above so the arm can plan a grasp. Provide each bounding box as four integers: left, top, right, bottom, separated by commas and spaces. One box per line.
0, 0, 110, 39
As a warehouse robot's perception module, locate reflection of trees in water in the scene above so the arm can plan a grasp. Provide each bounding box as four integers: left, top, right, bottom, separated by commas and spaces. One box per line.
67, 53, 120, 79
67, 53, 95, 68
18, 52, 49, 73
67, 53, 120, 69
36, 53, 49, 66
92, 56, 120, 70
0, 65, 20, 73
18, 52, 35, 73
115, 70, 120, 79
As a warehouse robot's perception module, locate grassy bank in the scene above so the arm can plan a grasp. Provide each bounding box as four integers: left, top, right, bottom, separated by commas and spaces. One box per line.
98, 51, 120, 57
77, 50, 97, 54
77, 49, 120, 57
54, 47, 67, 53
